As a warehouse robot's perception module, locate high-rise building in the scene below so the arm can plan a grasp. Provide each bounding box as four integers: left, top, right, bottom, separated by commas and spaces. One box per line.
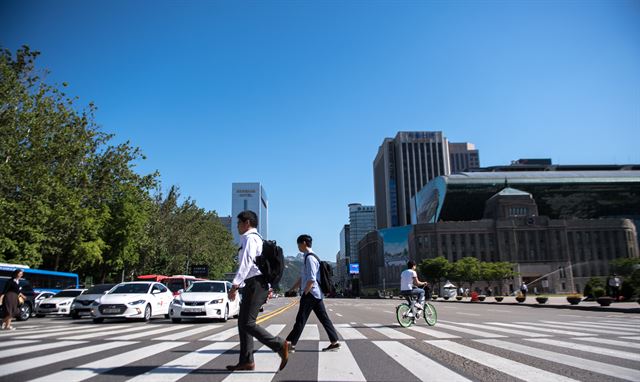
348, 203, 375, 263
336, 224, 351, 290
231, 182, 268, 245
449, 142, 480, 173
374, 131, 452, 229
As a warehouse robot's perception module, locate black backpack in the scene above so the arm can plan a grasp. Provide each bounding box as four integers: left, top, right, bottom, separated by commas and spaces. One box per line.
250, 233, 284, 286
304, 253, 334, 295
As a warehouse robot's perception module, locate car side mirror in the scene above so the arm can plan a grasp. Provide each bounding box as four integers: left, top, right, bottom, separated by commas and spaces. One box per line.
152, 289, 161, 294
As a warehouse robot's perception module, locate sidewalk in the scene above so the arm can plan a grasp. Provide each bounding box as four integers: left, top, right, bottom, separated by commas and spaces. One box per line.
435, 296, 640, 313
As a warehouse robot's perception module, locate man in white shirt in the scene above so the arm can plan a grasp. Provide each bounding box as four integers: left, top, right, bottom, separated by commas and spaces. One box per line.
399, 261, 428, 315
226, 210, 289, 371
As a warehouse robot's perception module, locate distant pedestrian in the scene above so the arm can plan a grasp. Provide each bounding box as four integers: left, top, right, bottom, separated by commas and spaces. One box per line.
520, 282, 528, 298
286, 234, 340, 352
226, 210, 289, 371
608, 274, 622, 300
1, 269, 26, 330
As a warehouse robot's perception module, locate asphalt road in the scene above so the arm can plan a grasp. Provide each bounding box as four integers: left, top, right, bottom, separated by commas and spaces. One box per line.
1, 297, 639, 382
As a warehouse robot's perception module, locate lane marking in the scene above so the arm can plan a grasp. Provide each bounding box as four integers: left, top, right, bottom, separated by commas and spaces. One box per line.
318, 341, 366, 381
335, 323, 366, 340
526, 338, 640, 361
222, 325, 285, 382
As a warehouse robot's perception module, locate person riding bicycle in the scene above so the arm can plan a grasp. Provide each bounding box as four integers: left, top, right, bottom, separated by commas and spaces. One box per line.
400, 260, 428, 316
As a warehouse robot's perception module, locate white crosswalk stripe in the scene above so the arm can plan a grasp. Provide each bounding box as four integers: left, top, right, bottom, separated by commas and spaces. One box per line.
540, 320, 640, 333
28, 341, 186, 382
66, 325, 147, 340
300, 324, 320, 340
221, 324, 286, 382
477, 338, 640, 381
373, 341, 471, 381
428, 340, 579, 382
525, 338, 640, 361
0, 325, 88, 337
200, 327, 239, 341
153, 324, 221, 340
574, 336, 640, 349
455, 321, 550, 337
318, 340, 366, 381
335, 323, 367, 339
127, 342, 237, 382
485, 322, 592, 336
621, 336, 640, 341
364, 323, 414, 339
111, 324, 191, 340
0, 341, 136, 378
406, 324, 460, 339
0, 340, 83, 359
572, 321, 640, 332
434, 321, 506, 338
518, 321, 638, 336
17, 325, 118, 339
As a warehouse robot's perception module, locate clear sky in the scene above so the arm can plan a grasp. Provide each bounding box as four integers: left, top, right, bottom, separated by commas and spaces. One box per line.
2, 1, 639, 261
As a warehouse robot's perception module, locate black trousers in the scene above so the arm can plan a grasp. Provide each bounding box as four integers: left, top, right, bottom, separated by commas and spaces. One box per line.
286, 293, 339, 346
237, 276, 285, 364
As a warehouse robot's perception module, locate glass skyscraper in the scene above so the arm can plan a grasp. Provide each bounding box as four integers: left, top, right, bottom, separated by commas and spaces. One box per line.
348, 203, 375, 263
231, 182, 268, 245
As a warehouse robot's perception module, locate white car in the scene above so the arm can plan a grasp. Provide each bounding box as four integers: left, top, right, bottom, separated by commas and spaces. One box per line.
32, 291, 55, 316
91, 282, 173, 323
36, 289, 86, 317
169, 281, 240, 323
71, 283, 116, 319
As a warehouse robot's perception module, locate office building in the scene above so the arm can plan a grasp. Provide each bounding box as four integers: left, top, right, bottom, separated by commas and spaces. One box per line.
374, 131, 452, 229
348, 203, 376, 263
231, 182, 268, 245
336, 224, 350, 290
449, 142, 480, 173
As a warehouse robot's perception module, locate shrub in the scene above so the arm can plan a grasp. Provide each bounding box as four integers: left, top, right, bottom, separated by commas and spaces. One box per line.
592, 287, 605, 299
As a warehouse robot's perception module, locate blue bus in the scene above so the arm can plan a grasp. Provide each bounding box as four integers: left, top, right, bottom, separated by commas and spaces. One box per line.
0, 262, 80, 293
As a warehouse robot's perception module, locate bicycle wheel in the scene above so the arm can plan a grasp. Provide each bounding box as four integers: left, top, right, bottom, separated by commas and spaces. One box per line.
396, 303, 413, 327
424, 302, 437, 326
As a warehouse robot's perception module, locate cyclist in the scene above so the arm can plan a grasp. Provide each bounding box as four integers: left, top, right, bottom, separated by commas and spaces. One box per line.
399, 260, 428, 317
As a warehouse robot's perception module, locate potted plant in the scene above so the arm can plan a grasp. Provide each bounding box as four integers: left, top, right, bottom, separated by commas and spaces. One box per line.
431, 294, 438, 300
597, 296, 614, 306
535, 296, 548, 304
456, 295, 463, 301
494, 296, 504, 302
443, 295, 450, 300
515, 292, 526, 303
478, 295, 486, 301
566, 294, 582, 305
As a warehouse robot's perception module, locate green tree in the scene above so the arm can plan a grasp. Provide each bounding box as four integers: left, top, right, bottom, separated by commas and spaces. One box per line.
455, 257, 481, 291
418, 256, 451, 293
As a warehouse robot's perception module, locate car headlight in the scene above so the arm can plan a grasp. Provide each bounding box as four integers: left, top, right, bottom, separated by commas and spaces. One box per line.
209, 299, 224, 304
59, 301, 70, 306
128, 300, 146, 305
172, 299, 182, 305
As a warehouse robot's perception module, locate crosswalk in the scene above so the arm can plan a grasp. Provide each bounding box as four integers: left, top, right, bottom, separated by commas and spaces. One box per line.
0, 318, 638, 381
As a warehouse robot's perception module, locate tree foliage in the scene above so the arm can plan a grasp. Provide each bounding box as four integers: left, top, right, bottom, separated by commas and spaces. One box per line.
0, 46, 236, 283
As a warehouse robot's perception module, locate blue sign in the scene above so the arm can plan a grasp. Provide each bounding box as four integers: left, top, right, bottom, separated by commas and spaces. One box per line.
349, 263, 359, 275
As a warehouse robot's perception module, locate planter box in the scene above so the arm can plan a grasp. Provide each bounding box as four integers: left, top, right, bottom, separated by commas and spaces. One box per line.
566, 297, 582, 305
478, 295, 486, 301
535, 297, 548, 304
515, 296, 526, 303
597, 297, 614, 306
455, 296, 463, 301
494, 296, 504, 302
431, 295, 438, 300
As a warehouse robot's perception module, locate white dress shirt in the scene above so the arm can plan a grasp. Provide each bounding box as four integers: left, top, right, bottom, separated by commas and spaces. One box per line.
232, 228, 263, 287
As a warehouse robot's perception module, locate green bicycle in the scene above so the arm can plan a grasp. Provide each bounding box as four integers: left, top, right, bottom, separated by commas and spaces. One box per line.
396, 288, 437, 327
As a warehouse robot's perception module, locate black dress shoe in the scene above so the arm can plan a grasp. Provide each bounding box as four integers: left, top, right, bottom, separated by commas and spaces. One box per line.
226, 362, 255, 371
322, 342, 341, 351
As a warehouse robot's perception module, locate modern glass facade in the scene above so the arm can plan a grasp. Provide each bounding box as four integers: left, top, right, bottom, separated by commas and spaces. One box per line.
374, 132, 458, 229
231, 182, 268, 245
348, 203, 375, 263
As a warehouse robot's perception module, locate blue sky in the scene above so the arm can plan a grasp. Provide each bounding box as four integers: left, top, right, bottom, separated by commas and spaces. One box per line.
2, 1, 639, 261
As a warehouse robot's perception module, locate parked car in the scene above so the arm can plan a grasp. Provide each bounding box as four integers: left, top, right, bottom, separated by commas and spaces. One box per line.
70, 283, 116, 319
91, 281, 173, 323
169, 280, 240, 323
0, 276, 36, 321
35, 289, 86, 317
33, 291, 55, 316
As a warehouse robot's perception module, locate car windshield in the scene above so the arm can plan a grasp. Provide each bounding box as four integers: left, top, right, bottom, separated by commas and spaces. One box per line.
187, 282, 225, 293
54, 290, 83, 298
110, 283, 150, 294
85, 284, 115, 294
